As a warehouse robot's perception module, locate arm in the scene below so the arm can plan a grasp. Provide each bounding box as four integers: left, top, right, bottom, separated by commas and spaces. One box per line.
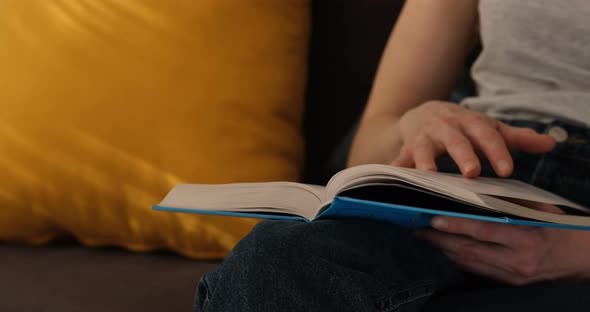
349, 0, 554, 177
348, 0, 478, 166
358, 3, 589, 284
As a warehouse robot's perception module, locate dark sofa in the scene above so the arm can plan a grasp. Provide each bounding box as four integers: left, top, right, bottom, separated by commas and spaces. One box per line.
0, 1, 404, 311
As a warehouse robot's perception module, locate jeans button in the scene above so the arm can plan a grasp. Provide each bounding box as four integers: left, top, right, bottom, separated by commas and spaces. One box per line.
547, 126, 568, 143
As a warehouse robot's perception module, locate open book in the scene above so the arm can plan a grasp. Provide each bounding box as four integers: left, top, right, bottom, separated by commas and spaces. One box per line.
154, 164, 590, 230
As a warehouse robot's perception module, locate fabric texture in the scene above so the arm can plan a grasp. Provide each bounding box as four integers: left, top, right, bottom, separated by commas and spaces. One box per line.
195, 120, 590, 311
0, 0, 309, 258
462, 0, 590, 127
0, 243, 219, 312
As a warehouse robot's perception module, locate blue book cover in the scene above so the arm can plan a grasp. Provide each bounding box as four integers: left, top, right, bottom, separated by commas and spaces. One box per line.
153, 195, 590, 231
320, 197, 590, 231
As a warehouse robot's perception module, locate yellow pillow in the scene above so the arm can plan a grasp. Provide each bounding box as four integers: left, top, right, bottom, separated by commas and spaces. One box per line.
0, 0, 309, 259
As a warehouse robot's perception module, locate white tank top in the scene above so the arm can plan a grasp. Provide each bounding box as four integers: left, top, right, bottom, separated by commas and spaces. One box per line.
462, 0, 590, 127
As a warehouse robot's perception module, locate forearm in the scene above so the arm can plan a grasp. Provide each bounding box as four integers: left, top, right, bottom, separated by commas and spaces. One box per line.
347, 0, 478, 167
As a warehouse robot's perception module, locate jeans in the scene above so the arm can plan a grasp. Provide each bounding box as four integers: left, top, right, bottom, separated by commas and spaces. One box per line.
195, 120, 590, 312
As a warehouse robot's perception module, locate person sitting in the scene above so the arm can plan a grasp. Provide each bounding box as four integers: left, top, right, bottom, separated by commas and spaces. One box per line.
194, 1, 590, 311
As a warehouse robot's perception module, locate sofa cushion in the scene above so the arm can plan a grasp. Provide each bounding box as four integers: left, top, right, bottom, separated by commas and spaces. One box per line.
0, 243, 219, 312
0, 0, 310, 258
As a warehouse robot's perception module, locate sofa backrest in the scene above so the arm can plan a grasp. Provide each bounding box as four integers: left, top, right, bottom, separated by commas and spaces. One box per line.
303, 0, 404, 184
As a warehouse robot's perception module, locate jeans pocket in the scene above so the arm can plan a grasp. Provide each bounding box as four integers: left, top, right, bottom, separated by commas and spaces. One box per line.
375, 279, 437, 312
194, 275, 211, 312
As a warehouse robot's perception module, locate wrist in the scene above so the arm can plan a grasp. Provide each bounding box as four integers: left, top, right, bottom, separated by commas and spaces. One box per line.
348, 115, 402, 167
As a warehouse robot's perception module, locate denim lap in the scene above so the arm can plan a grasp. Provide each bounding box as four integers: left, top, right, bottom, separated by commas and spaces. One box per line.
195, 120, 590, 312
196, 220, 461, 312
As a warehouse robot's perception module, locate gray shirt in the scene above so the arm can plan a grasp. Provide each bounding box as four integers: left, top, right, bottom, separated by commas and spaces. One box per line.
462, 0, 590, 127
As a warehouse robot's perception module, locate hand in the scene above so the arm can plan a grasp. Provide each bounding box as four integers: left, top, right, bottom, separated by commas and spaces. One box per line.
417, 204, 590, 285
392, 101, 555, 177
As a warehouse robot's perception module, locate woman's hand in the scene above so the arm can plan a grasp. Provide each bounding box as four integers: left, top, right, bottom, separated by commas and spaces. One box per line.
392, 101, 556, 177
417, 203, 590, 285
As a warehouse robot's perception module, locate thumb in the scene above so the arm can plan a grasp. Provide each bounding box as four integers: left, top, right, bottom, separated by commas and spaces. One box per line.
498, 123, 556, 154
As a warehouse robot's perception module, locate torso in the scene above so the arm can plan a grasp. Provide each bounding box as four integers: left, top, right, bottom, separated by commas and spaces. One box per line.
462, 0, 590, 127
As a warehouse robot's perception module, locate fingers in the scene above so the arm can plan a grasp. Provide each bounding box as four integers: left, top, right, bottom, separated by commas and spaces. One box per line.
392, 136, 438, 171
394, 131, 477, 176
417, 228, 549, 285
392, 145, 414, 168
461, 116, 513, 177
417, 229, 514, 273
429, 125, 480, 177
430, 216, 539, 246
445, 252, 534, 286
394, 102, 555, 178
409, 136, 438, 171
499, 123, 556, 154
426, 216, 549, 277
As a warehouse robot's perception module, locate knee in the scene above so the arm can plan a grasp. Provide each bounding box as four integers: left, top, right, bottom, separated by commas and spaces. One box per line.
229, 220, 310, 259
215, 220, 317, 285
193, 221, 310, 311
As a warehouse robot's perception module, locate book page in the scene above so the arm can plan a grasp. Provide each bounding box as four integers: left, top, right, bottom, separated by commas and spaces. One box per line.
410, 170, 588, 212
325, 164, 587, 212
158, 182, 324, 221
478, 194, 590, 226
325, 165, 485, 207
